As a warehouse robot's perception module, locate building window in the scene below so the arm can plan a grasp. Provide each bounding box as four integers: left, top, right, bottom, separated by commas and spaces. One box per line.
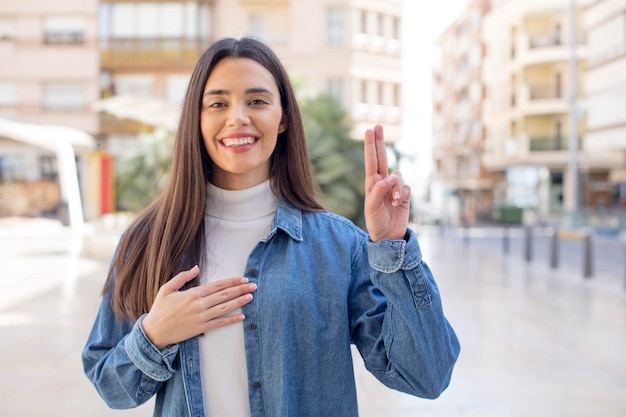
107, 2, 192, 40
0, 18, 16, 41
391, 16, 400, 40
327, 78, 344, 107
39, 155, 58, 181
43, 83, 85, 110
359, 10, 368, 34
248, 12, 267, 41
376, 13, 384, 38
359, 80, 368, 103
44, 17, 85, 45
0, 82, 17, 106
392, 83, 400, 107
377, 82, 384, 105
327, 8, 345, 46
0, 154, 26, 182
113, 74, 155, 97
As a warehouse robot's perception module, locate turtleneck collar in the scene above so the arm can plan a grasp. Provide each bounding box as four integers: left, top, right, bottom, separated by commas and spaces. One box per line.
205, 180, 278, 221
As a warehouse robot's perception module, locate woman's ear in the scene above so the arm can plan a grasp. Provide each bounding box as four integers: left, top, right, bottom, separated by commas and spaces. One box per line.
278, 114, 287, 134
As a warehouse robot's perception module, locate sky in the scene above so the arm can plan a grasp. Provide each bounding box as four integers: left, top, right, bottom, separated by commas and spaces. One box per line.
399, 0, 467, 196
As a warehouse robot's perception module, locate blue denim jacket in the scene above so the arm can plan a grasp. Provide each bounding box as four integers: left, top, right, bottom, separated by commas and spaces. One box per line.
82, 201, 460, 417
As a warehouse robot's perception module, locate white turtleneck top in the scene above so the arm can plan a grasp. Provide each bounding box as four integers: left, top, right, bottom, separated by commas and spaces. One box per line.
198, 179, 277, 417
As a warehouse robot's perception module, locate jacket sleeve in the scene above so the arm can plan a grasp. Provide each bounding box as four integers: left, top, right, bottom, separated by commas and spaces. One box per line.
81, 280, 180, 409
349, 228, 460, 399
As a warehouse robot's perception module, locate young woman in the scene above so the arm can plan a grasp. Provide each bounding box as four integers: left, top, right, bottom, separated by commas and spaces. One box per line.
82, 37, 460, 417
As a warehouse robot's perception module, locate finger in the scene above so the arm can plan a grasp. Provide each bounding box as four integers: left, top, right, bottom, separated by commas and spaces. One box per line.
204, 282, 257, 306
373, 125, 388, 178
195, 277, 253, 297
390, 171, 404, 206
364, 128, 378, 180
201, 312, 247, 333
204, 292, 255, 322
165, 265, 199, 291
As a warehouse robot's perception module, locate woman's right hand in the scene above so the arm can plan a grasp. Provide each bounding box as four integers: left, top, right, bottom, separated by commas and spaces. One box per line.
141, 265, 257, 350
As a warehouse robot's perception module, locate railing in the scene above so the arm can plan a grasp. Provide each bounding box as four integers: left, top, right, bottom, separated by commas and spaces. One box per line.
529, 136, 582, 151
100, 38, 205, 68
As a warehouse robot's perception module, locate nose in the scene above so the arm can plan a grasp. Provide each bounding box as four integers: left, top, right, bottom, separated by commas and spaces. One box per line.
226, 103, 250, 126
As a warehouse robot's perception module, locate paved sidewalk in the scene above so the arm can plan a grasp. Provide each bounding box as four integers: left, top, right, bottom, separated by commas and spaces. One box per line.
0, 219, 624, 416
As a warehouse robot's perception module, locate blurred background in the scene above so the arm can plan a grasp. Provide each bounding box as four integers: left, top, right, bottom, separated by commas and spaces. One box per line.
0, 0, 625, 416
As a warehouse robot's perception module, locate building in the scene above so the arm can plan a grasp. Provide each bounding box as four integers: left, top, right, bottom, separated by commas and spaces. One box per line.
480, 0, 596, 220
583, 0, 626, 209
432, 0, 492, 225
0, 0, 100, 222
97, 0, 404, 144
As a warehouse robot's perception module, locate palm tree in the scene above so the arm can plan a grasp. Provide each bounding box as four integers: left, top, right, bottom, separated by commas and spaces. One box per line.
301, 94, 366, 228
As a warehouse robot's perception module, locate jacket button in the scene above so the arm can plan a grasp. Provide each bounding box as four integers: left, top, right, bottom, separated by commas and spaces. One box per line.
252, 381, 261, 389
248, 322, 257, 330
248, 269, 257, 277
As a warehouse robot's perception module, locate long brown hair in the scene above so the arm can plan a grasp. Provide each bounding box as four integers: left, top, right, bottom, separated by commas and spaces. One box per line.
106, 37, 324, 321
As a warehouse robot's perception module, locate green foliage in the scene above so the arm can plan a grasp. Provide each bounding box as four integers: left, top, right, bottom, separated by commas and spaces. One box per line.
115, 128, 173, 212
301, 95, 366, 228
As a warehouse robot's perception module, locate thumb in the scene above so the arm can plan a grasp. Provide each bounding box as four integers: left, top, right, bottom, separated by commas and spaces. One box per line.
165, 265, 199, 291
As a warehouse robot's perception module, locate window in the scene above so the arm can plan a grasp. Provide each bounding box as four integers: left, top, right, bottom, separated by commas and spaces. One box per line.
359, 80, 368, 103
248, 12, 267, 41
0, 18, 16, 41
391, 16, 400, 40
377, 82, 384, 105
113, 74, 155, 97
359, 10, 367, 34
39, 155, 58, 181
44, 17, 85, 45
392, 83, 400, 107
0, 82, 17, 106
109, 2, 190, 39
326, 9, 345, 46
376, 14, 384, 37
0, 154, 26, 182
43, 83, 85, 110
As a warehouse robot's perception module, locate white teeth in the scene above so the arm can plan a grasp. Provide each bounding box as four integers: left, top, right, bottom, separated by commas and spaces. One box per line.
223, 137, 256, 147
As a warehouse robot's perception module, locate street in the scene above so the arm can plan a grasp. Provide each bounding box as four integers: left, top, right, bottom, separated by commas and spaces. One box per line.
0, 218, 625, 416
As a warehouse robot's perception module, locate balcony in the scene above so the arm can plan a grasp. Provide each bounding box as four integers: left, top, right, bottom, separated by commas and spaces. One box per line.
100, 38, 204, 70
529, 136, 581, 152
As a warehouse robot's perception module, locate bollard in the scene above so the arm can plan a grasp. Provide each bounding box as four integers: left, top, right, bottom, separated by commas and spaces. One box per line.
502, 226, 509, 255
524, 226, 533, 262
583, 233, 593, 279
550, 228, 559, 269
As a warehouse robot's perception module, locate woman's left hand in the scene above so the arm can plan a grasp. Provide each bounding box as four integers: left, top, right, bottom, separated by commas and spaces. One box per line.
363, 124, 411, 243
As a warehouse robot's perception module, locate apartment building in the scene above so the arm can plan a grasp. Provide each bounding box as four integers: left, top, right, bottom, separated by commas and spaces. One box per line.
584, 0, 626, 208
0, 0, 100, 221
481, 0, 595, 218
98, 0, 404, 144
432, 0, 491, 224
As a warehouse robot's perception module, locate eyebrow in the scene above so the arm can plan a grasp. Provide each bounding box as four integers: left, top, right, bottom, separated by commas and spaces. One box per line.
203, 87, 274, 97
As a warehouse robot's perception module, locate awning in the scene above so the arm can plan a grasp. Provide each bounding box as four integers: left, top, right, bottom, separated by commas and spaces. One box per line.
0, 117, 96, 229
92, 95, 180, 131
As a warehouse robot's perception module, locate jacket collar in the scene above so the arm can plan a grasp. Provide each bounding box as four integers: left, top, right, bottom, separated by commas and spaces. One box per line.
266, 199, 303, 242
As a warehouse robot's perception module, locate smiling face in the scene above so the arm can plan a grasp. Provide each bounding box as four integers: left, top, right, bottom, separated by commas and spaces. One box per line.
200, 57, 286, 190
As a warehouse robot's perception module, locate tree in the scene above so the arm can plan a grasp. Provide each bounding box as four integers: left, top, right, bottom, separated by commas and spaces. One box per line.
115, 127, 172, 212
301, 95, 366, 228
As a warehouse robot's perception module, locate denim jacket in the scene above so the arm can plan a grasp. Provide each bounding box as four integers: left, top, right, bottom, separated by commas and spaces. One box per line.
82, 201, 460, 417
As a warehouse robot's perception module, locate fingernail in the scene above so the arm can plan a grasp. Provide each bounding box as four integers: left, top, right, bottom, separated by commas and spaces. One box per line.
394, 191, 400, 199
241, 278, 249, 283
392, 199, 399, 207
